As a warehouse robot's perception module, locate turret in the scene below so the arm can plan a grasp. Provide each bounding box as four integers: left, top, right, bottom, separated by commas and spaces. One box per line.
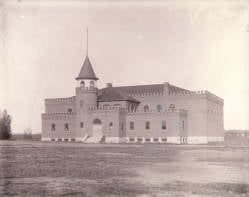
75, 30, 98, 111
76, 55, 99, 89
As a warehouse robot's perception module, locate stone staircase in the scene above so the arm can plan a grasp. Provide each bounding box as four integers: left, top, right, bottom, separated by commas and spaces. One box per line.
85, 135, 105, 143
82, 134, 89, 142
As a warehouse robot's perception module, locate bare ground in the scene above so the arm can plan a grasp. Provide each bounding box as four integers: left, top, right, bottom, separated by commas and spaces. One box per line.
0, 141, 248, 197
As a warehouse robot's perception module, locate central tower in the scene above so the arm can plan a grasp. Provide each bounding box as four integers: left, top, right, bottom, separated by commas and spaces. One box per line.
75, 30, 98, 140
75, 29, 98, 110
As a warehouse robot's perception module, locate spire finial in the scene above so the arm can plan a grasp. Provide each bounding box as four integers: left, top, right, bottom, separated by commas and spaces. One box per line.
86, 28, 88, 56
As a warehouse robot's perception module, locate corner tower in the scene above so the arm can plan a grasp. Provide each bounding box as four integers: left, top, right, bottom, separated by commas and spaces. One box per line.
75, 30, 98, 141
75, 55, 98, 110
75, 30, 98, 111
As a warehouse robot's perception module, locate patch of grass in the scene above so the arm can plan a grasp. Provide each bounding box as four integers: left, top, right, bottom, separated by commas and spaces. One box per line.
162, 182, 249, 196
0, 141, 248, 196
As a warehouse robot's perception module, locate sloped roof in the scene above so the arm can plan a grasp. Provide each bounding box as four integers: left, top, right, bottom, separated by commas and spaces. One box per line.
98, 87, 140, 103
101, 84, 190, 95
76, 56, 98, 80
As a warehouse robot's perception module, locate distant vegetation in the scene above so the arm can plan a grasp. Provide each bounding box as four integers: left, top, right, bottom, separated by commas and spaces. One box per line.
23, 127, 33, 139
0, 109, 12, 140
12, 133, 41, 141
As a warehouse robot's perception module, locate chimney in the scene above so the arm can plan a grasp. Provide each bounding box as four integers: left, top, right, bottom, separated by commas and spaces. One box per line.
106, 83, 113, 88
163, 82, 170, 95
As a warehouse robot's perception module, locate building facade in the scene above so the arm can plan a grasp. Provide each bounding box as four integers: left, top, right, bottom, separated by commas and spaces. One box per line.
41, 53, 224, 144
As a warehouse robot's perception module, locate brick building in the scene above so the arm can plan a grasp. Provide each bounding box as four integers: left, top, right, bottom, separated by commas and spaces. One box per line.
41, 46, 224, 144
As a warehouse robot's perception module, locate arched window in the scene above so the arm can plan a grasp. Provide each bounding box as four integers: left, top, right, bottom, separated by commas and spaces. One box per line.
131, 104, 135, 112
109, 122, 113, 130
93, 119, 102, 125
51, 123, 56, 131
90, 81, 94, 87
64, 123, 69, 131
80, 81, 85, 87
144, 105, 149, 112
67, 108, 72, 113
156, 104, 162, 112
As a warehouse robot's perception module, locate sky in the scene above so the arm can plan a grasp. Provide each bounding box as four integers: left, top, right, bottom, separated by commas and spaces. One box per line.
0, 0, 248, 133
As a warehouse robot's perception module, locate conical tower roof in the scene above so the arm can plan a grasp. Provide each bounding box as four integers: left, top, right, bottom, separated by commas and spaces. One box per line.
76, 55, 99, 80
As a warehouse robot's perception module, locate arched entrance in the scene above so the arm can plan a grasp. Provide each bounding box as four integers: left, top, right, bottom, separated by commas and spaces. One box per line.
92, 119, 103, 138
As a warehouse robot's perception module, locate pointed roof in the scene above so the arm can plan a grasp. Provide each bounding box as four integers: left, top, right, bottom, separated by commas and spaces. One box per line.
76, 55, 99, 80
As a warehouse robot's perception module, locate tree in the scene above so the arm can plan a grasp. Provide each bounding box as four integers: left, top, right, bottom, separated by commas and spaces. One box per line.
0, 109, 12, 139
24, 127, 32, 139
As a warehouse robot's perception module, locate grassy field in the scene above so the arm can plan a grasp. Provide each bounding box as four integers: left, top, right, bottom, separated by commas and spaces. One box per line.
0, 141, 248, 197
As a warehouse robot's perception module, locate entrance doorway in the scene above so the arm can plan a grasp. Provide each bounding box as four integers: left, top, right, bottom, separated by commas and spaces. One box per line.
92, 119, 103, 138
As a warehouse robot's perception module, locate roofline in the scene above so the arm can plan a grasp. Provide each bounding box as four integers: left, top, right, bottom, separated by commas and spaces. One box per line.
75, 76, 99, 80
98, 99, 140, 103
109, 83, 163, 88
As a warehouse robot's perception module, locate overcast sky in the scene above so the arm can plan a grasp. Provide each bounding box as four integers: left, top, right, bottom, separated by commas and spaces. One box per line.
0, 0, 248, 133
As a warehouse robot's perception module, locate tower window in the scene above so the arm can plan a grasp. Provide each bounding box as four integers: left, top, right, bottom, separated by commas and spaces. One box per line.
80, 81, 85, 87
144, 105, 149, 112
64, 123, 69, 131
90, 81, 94, 87
145, 121, 150, 130
51, 123, 56, 131
80, 100, 84, 108
130, 121, 134, 130
80, 122, 84, 128
130, 104, 135, 112
109, 122, 113, 130
162, 120, 166, 130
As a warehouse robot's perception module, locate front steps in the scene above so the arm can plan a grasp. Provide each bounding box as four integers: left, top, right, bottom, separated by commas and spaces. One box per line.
84, 135, 105, 143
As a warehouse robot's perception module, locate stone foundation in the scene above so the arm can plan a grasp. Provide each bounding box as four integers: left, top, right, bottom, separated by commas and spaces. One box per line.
187, 136, 224, 144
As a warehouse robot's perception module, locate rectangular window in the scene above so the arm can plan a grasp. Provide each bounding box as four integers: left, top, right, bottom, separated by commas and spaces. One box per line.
129, 138, 135, 142
121, 122, 124, 131
130, 121, 134, 130
145, 138, 151, 142
80, 122, 84, 128
51, 123, 56, 131
183, 121, 185, 130
80, 100, 84, 108
137, 138, 143, 142
145, 121, 150, 130
109, 122, 113, 130
162, 120, 166, 130
64, 123, 69, 131
153, 138, 159, 142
